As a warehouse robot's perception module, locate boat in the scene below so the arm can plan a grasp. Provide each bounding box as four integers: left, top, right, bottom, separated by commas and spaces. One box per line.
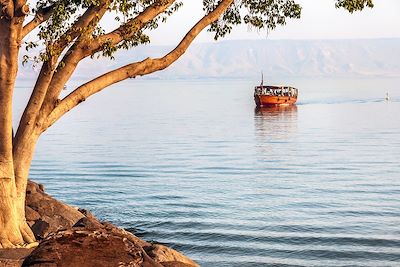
254, 75, 298, 107
385, 92, 390, 101
255, 104, 298, 115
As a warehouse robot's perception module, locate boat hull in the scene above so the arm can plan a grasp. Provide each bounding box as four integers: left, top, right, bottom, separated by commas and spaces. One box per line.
254, 94, 297, 107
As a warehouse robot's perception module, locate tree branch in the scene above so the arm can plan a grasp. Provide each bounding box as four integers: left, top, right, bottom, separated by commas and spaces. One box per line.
35, 1, 112, 120
52, 1, 111, 55
43, 0, 234, 130
21, 6, 53, 39
84, 0, 176, 57
35, 0, 174, 123
14, 1, 110, 150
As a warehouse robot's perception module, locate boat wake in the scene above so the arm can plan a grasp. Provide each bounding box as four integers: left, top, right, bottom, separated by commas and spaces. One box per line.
297, 97, 400, 106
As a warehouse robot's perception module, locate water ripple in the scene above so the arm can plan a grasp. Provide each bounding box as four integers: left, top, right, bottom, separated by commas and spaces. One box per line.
28, 79, 400, 266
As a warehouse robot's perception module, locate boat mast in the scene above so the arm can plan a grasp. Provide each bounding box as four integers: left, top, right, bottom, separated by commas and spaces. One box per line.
261, 71, 264, 86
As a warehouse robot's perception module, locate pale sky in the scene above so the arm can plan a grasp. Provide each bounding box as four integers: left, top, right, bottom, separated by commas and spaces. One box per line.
146, 0, 400, 45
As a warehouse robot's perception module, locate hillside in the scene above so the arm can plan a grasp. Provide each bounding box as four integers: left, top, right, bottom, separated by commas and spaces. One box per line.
18, 39, 400, 80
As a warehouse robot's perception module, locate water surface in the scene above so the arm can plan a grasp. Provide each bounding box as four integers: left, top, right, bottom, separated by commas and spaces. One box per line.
15, 78, 400, 266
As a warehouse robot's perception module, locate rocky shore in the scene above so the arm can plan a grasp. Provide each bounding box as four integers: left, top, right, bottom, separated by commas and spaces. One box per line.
0, 181, 199, 267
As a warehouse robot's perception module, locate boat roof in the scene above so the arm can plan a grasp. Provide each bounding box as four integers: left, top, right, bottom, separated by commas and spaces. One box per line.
256, 85, 298, 89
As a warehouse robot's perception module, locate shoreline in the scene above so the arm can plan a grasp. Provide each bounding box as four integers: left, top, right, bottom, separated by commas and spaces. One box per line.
0, 181, 198, 267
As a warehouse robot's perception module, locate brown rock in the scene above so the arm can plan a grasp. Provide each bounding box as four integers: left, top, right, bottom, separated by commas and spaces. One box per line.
30, 220, 50, 240
25, 206, 40, 222
25, 180, 84, 239
72, 208, 104, 229
78, 209, 102, 224
144, 245, 199, 267
22, 228, 163, 267
0, 249, 33, 267
103, 222, 151, 248
161, 262, 198, 267
21, 181, 198, 267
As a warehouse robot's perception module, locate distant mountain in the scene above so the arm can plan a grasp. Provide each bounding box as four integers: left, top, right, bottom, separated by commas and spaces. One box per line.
18, 39, 400, 80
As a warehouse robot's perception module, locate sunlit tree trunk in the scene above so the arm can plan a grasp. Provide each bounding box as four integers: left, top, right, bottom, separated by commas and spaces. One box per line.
0, 16, 35, 248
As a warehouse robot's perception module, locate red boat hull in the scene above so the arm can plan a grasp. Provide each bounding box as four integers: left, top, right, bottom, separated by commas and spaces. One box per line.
254, 94, 297, 107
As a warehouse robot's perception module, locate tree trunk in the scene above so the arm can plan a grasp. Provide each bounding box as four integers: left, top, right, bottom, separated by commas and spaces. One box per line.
0, 18, 36, 248
13, 132, 39, 243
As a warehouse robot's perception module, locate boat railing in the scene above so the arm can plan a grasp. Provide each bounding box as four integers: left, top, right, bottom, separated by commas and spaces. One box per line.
255, 86, 298, 97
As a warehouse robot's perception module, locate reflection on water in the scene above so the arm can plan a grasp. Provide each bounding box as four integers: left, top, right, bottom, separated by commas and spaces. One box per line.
254, 105, 298, 122
254, 105, 298, 156
255, 104, 297, 113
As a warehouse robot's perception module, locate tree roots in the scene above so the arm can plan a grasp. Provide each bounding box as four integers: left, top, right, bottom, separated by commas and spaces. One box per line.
0, 221, 36, 249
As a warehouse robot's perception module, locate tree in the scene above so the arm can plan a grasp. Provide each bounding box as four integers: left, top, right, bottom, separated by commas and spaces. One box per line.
0, 0, 373, 248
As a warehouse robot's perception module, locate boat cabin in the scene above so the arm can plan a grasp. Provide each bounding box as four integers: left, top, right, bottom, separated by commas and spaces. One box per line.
254, 86, 298, 97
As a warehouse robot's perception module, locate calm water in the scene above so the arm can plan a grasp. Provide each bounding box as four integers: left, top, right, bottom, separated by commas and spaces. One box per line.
15, 78, 400, 266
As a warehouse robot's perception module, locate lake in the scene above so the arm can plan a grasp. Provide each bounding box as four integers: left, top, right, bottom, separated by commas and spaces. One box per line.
15, 77, 400, 266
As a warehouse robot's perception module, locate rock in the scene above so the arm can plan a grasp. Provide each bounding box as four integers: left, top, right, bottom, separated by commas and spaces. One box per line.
20, 181, 199, 267
30, 220, 50, 240
73, 217, 96, 229
0, 249, 34, 267
144, 245, 199, 267
25, 180, 84, 239
73, 209, 104, 229
25, 206, 40, 222
22, 228, 163, 267
77, 209, 100, 223
161, 262, 198, 267
37, 184, 45, 192
102, 222, 152, 249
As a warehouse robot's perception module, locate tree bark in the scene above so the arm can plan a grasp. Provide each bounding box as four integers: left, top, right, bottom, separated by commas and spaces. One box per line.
0, 17, 35, 248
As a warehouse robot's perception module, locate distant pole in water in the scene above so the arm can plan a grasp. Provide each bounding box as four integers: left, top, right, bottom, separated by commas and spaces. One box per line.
385, 92, 390, 101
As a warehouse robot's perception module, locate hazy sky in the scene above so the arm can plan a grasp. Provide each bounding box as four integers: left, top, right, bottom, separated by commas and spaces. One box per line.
147, 0, 400, 45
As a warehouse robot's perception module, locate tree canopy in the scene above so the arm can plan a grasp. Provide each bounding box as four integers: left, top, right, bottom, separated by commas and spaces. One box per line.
23, 0, 374, 61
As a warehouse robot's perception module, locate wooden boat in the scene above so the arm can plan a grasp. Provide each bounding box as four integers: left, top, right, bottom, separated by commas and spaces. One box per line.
254, 76, 298, 107
255, 104, 298, 116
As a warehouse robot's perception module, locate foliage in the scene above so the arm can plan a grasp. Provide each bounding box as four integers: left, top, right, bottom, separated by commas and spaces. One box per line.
203, 0, 374, 40
204, 0, 301, 40
335, 0, 374, 13
22, 0, 374, 60
25, 0, 183, 60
